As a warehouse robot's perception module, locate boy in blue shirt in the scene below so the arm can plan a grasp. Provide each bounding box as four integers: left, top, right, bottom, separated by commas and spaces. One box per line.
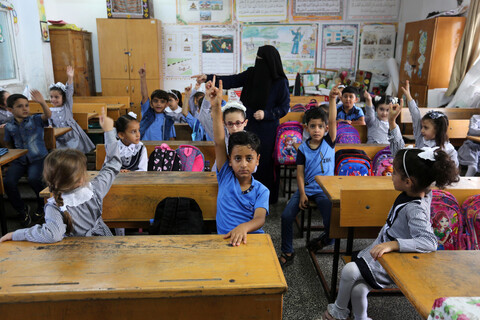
279, 85, 340, 267
335, 86, 366, 125
4, 91, 52, 227
210, 77, 269, 246
138, 64, 175, 140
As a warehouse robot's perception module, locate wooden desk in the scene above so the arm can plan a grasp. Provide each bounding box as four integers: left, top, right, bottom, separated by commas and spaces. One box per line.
175, 123, 193, 141
73, 112, 97, 130
0, 235, 287, 320
40, 171, 218, 228
0, 149, 28, 235
44, 127, 72, 150
379, 251, 480, 319
105, 103, 128, 120
467, 135, 480, 144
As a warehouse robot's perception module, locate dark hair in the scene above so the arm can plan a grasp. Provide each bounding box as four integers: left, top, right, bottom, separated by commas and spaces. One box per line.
6, 94, 28, 109
393, 148, 459, 193
304, 107, 328, 125
342, 86, 359, 96
227, 131, 261, 156
0, 90, 8, 107
373, 95, 397, 110
151, 89, 169, 102
193, 91, 205, 103
168, 89, 183, 107
115, 114, 138, 133
49, 86, 67, 105
422, 111, 449, 148
223, 107, 246, 121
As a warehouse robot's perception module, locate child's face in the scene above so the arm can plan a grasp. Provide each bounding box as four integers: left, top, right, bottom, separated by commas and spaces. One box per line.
50, 90, 64, 107
8, 98, 29, 120
377, 104, 391, 121
391, 163, 409, 192
1, 92, 10, 108
118, 121, 140, 146
421, 119, 436, 140
341, 92, 358, 110
168, 97, 179, 110
229, 145, 260, 180
151, 97, 168, 113
306, 118, 327, 143
224, 111, 247, 134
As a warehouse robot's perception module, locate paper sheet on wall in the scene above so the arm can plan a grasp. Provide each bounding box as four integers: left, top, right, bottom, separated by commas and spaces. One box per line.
358, 24, 396, 74
163, 25, 201, 80
347, 0, 400, 21
176, 0, 232, 24
235, 0, 287, 22
201, 26, 237, 74
241, 24, 317, 80
291, 0, 343, 20
319, 24, 358, 71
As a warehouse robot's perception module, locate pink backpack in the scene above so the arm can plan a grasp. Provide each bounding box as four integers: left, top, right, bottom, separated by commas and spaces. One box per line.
175, 145, 205, 172
372, 147, 393, 176
460, 194, 480, 250
273, 121, 303, 166
148, 143, 182, 171
430, 190, 465, 250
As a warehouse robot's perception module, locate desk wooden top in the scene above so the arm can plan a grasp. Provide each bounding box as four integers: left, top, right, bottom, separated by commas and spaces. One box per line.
0, 149, 28, 166
53, 127, 72, 137
467, 135, 480, 143
379, 251, 480, 319
106, 103, 127, 110
0, 235, 287, 304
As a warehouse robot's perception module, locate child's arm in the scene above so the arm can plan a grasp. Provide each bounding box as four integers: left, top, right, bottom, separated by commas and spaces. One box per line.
351, 116, 366, 125
31, 89, 52, 121
65, 66, 74, 110
139, 63, 148, 105
363, 91, 375, 127
329, 85, 340, 142
182, 84, 192, 118
210, 77, 227, 170
296, 164, 308, 210
388, 99, 405, 157
401, 80, 422, 144
224, 208, 267, 246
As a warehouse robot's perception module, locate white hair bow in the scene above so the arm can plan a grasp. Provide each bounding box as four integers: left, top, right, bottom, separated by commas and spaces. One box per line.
374, 95, 381, 102
128, 111, 137, 119
418, 147, 439, 161
221, 101, 246, 113
49, 82, 66, 93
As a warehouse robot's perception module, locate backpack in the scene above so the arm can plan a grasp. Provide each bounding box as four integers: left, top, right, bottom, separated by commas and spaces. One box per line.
149, 197, 204, 235
290, 104, 306, 112
176, 145, 205, 172
430, 190, 464, 250
147, 143, 182, 171
304, 99, 318, 110
372, 146, 394, 176
460, 194, 480, 250
336, 123, 361, 144
273, 121, 303, 166
334, 149, 371, 176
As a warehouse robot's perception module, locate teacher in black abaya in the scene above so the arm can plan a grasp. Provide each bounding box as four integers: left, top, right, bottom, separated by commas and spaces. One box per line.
193, 45, 290, 204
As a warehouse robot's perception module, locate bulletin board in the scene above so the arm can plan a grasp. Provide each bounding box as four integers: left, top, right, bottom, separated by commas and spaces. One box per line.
176, 0, 232, 24
358, 23, 397, 74
319, 24, 359, 71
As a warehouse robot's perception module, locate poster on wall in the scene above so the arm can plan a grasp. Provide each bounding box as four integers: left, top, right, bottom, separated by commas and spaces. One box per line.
347, 0, 400, 21
358, 23, 396, 74
235, 0, 287, 22
291, 0, 343, 20
201, 26, 238, 74
241, 24, 317, 79
319, 24, 358, 72
163, 24, 201, 80
176, 0, 232, 24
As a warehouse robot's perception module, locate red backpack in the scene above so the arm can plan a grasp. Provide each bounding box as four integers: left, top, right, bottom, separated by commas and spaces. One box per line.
460, 194, 480, 250
430, 190, 465, 250
273, 121, 303, 166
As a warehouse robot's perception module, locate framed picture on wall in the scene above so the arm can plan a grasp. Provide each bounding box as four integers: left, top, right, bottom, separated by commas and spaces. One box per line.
40, 21, 49, 42
106, 0, 153, 19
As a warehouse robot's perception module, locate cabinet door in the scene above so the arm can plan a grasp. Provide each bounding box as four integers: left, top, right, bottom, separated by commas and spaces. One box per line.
97, 19, 130, 79
83, 33, 96, 95
101, 79, 132, 97
409, 83, 428, 107
126, 19, 160, 80
50, 30, 71, 84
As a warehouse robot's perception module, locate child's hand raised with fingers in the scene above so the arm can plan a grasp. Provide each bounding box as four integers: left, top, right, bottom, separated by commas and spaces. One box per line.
30, 89, 46, 105
99, 107, 114, 132
400, 80, 412, 102
138, 63, 146, 78
388, 98, 403, 123
329, 85, 341, 100
66, 65, 74, 78
363, 90, 372, 105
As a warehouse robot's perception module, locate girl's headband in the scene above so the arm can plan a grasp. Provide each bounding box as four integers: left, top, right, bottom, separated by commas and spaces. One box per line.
374, 95, 398, 104
49, 82, 66, 93
167, 90, 178, 100
402, 146, 439, 179
221, 101, 246, 114
425, 110, 445, 120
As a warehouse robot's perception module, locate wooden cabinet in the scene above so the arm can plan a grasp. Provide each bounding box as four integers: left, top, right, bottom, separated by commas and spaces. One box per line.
97, 19, 163, 117
49, 29, 96, 96
399, 17, 465, 107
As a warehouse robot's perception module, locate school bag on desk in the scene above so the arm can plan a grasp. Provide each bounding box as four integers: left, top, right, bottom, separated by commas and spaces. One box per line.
273, 121, 303, 166
371, 146, 394, 176
460, 194, 480, 250
334, 149, 371, 176
149, 197, 204, 235
147, 143, 182, 171
336, 123, 361, 144
176, 145, 205, 172
290, 104, 306, 112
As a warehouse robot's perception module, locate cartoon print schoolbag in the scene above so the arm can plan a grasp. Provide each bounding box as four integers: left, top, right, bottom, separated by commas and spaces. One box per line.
372, 146, 394, 176
274, 121, 303, 166
336, 123, 361, 144
176, 145, 205, 172
430, 190, 465, 250
290, 104, 306, 112
334, 149, 372, 176
460, 194, 480, 250
147, 143, 182, 171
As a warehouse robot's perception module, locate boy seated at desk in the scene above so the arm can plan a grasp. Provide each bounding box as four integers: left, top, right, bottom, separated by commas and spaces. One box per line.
334, 86, 366, 125
210, 77, 269, 246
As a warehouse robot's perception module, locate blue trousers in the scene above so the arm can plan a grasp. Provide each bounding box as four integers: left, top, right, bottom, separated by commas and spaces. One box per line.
4, 158, 45, 214
281, 190, 332, 254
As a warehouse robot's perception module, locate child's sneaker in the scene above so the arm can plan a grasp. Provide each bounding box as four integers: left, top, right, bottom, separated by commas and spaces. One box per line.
307, 233, 334, 253
32, 208, 45, 223
18, 205, 32, 227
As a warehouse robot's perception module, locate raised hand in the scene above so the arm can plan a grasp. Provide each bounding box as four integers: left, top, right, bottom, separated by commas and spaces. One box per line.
184, 84, 192, 96
99, 107, 114, 132
400, 80, 412, 101
191, 74, 207, 84
66, 65, 74, 78
388, 98, 403, 123
30, 89, 46, 105
329, 84, 341, 100
363, 90, 372, 105
138, 63, 146, 78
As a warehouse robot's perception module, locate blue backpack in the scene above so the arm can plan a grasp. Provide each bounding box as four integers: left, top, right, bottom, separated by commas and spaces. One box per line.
336, 123, 361, 144
334, 149, 372, 176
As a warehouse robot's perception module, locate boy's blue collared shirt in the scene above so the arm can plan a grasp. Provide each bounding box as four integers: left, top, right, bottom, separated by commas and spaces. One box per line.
336, 104, 364, 121
4, 114, 48, 163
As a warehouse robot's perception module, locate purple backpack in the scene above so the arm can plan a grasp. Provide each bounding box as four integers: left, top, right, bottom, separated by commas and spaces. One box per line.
290, 104, 306, 112
148, 144, 182, 172
460, 194, 480, 250
176, 145, 205, 172
334, 149, 371, 176
430, 190, 465, 250
336, 123, 361, 144
274, 121, 303, 166
372, 146, 394, 176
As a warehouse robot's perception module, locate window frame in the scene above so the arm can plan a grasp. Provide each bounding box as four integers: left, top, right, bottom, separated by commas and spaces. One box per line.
0, 6, 20, 85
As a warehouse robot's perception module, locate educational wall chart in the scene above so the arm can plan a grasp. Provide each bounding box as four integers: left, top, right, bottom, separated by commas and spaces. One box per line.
291, 0, 343, 20
163, 24, 201, 80
201, 26, 237, 75
241, 24, 317, 79
358, 24, 396, 74
347, 0, 400, 21
176, 0, 232, 24
319, 24, 358, 71
235, 0, 287, 22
